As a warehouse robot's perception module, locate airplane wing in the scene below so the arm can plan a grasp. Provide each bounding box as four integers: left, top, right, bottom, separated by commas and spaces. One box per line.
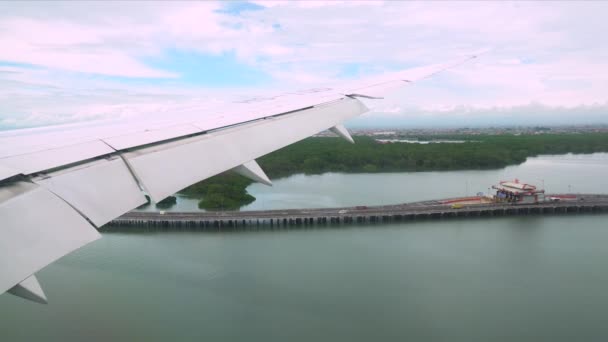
0, 55, 478, 304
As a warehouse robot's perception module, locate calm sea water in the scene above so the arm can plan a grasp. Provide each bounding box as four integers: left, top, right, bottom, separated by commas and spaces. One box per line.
140, 153, 608, 212
1, 153, 608, 341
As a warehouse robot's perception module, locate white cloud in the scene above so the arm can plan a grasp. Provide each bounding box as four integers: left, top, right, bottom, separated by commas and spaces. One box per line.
1, 1, 608, 128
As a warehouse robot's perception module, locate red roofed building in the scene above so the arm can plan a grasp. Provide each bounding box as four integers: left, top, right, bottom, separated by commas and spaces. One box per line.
492, 179, 545, 204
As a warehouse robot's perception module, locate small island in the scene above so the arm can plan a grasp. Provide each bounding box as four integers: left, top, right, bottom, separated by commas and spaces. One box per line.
136, 194, 178, 210
156, 196, 177, 209
180, 173, 255, 210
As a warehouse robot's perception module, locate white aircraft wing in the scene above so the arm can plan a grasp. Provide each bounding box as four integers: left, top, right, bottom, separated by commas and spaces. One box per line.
0, 55, 478, 304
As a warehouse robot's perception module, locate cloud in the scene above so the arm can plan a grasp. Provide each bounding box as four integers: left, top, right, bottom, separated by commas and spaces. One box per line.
1, 1, 607, 129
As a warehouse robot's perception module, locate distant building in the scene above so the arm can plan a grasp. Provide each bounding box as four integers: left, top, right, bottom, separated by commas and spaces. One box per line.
492, 179, 545, 204
371, 131, 397, 136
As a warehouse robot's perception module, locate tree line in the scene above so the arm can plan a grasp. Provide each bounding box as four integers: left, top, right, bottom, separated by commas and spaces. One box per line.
178, 133, 608, 210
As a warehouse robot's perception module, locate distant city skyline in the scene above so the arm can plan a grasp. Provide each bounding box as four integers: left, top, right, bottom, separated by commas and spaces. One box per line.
1, 1, 607, 130
347, 103, 608, 129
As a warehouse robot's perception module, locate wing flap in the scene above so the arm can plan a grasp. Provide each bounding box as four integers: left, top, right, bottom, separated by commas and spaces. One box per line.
33, 157, 147, 227
0, 181, 101, 297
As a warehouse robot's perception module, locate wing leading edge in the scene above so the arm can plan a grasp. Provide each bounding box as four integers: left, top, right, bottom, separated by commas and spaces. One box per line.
0, 55, 478, 303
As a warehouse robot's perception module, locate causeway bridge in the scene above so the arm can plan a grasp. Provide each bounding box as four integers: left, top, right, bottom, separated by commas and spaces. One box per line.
105, 194, 608, 231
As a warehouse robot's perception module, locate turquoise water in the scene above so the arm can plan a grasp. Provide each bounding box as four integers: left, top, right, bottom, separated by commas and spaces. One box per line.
1, 153, 608, 341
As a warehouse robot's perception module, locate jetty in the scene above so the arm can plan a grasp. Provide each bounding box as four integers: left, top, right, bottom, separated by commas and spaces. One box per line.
105, 194, 608, 231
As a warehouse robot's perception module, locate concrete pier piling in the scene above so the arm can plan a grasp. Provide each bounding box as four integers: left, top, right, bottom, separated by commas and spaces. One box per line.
105, 194, 608, 232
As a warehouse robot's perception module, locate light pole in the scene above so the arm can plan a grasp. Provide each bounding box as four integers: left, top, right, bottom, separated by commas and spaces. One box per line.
537, 179, 545, 190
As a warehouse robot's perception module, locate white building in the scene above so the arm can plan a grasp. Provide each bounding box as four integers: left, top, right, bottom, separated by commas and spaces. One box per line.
492, 179, 545, 204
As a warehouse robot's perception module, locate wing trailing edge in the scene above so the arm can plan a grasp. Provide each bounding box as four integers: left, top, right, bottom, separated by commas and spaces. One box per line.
122, 97, 368, 202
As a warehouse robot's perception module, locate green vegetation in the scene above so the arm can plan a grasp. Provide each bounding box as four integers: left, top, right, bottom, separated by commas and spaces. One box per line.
180, 133, 608, 210
258, 133, 608, 176
180, 173, 255, 210
155, 196, 177, 209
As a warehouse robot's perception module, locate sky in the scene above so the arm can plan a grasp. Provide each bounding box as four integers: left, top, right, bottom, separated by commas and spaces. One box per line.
1, 1, 607, 130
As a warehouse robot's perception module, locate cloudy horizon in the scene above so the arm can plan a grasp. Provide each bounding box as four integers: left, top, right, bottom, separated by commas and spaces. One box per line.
1, 1, 607, 130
